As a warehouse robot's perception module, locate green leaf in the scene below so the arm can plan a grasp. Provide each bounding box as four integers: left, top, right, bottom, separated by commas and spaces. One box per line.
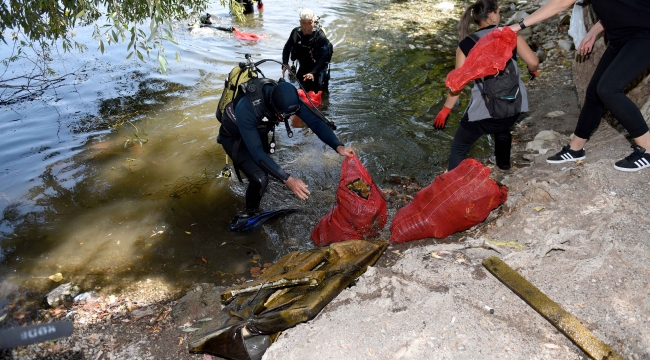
111, 30, 118, 42
99, 39, 105, 54
126, 51, 133, 59
76, 10, 86, 18
137, 50, 144, 61
158, 54, 166, 73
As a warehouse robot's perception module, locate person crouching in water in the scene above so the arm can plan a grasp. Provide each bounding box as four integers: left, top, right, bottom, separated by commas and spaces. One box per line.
434, 0, 538, 171
281, 9, 333, 93
217, 80, 354, 218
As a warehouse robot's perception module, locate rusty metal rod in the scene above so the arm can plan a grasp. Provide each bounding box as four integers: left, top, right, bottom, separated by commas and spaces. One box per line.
483, 256, 624, 360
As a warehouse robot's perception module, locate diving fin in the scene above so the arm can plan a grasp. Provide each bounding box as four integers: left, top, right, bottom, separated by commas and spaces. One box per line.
230, 208, 298, 232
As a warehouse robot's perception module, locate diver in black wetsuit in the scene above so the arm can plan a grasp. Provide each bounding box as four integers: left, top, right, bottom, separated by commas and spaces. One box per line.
217, 80, 354, 220
281, 9, 333, 93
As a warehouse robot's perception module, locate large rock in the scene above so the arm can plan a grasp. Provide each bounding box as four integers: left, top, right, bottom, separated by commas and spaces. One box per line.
46, 283, 80, 307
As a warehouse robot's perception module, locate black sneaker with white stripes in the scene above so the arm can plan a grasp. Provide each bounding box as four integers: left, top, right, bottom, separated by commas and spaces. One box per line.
546, 144, 586, 164
614, 145, 650, 172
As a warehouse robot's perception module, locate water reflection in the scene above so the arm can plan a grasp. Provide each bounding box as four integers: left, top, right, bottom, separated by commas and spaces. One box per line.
0, 0, 484, 321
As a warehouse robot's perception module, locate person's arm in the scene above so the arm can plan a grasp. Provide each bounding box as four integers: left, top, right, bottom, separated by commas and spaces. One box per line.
282, 29, 296, 77
434, 47, 466, 129
310, 32, 330, 75
577, 21, 604, 56
298, 106, 350, 153
516, 34, 539, 77
283, 105, 354, 201
234, 98, 290, 182
509, 0, 577, 32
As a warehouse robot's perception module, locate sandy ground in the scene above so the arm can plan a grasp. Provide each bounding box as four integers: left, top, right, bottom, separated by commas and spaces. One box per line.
3, 1, 650, 360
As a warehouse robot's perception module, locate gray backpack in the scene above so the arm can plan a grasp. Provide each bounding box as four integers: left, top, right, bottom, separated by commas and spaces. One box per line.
470, 32, 522, 119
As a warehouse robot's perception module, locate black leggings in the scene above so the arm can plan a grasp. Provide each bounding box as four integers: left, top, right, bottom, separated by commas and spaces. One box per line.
219, 135, 269, 211
575, 37, 650, 140
448, 123, 513, 171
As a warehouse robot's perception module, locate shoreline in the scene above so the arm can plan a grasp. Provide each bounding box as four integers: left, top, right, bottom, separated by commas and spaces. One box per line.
4, 0, 650, 359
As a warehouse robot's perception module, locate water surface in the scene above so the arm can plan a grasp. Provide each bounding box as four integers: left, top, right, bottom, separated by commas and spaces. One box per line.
0, 0, 482, 319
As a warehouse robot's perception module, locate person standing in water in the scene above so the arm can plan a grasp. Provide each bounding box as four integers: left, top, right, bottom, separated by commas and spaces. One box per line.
282, 9, 333, 93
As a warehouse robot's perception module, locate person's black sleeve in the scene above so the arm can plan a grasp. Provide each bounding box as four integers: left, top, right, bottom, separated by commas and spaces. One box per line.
234, 98, 290, 181
299, 105, 344, 151
282, 29, 297, 65
310, 32, 330, 75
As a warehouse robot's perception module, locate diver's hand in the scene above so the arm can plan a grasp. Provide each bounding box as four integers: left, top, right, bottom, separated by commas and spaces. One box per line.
336, 145, 355, 157
303, 73, 315, 82
434, 106, 451, 130
285, 176, 310, 200
282, 64, 289, 78
528, 69, 538, 80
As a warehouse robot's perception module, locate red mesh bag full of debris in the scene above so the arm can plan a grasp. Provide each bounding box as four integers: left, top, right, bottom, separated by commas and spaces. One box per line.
298, 89, 322, 107
390, 159, 507, 243
445, 26, 517, 92
311, 155, 387, 247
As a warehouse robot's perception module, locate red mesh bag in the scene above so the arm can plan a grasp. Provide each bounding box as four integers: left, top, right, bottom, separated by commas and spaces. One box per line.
445, 26, 517, 92
298, 89, 323, 107
311, 154, 387, 247
233, 28, 265, 41
389, 159, 507, 243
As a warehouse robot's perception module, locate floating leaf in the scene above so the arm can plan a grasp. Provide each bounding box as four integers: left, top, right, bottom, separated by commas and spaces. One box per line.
185, 231, 191, 235
48, 273, 63, 282
533, 206, 546, 212
197, 317, 212, 322
430, 252, 443, 259
182, 327, 199, 332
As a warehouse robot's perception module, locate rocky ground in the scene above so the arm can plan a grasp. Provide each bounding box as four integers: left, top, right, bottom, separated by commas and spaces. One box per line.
3, 1, 650, 359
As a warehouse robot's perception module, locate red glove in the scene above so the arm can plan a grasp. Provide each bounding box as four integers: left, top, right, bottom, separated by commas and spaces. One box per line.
528, 69, 538, 80
434, 106, 451, 130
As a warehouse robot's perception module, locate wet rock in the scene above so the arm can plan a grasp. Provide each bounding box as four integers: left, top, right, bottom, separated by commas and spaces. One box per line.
46, 282, 80, 307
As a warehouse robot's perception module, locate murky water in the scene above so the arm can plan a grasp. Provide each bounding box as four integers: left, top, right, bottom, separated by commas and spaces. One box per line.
0, 0, 486, 317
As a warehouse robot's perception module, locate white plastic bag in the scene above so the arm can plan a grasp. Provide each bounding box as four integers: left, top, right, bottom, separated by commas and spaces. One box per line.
568, 4, 587, 49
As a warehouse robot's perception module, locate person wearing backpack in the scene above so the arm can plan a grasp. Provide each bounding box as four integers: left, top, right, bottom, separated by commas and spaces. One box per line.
217, 79, 354, 218
511, 0, 650, 172
434, 0, 538, 171
281, 9, 333, 93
